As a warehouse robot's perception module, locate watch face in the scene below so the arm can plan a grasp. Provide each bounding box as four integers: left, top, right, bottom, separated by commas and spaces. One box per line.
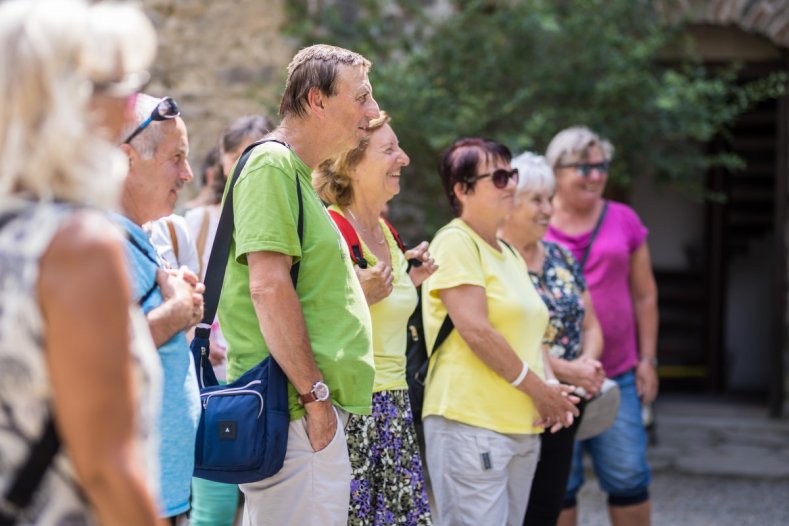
313, 381, 330, 401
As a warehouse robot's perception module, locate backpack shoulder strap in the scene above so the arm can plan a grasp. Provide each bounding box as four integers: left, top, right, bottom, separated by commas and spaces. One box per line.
380, 216, 406, 253
327, 209, 368, 269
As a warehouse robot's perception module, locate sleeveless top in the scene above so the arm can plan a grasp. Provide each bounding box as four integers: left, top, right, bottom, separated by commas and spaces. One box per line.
0, 199, 162, 525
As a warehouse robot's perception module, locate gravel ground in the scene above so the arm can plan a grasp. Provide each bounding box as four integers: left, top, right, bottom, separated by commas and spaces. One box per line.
575, 472, 789, 526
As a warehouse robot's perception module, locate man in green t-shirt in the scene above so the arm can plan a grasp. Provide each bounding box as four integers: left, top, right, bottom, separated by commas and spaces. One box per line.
217, 44, 380, 525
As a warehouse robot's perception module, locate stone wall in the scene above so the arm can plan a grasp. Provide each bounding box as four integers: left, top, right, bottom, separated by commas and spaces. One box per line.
141, 0, 294, 184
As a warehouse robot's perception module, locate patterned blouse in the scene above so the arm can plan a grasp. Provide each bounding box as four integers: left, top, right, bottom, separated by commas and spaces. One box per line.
0, 200, 162, 525
529, 241, 587, 361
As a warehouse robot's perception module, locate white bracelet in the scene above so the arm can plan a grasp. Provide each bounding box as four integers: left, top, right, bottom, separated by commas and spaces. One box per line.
511, 360, 529, 387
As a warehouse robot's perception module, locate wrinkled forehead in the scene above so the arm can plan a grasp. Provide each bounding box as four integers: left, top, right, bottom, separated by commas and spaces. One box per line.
335, 64, 371, 93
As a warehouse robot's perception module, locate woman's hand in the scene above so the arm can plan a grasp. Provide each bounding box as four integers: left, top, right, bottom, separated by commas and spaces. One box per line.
529, 381, 580, 433
354, 261, 393, 305
560, 356, 605, 398
636, 360, 659, 404
406, 241, 438, 287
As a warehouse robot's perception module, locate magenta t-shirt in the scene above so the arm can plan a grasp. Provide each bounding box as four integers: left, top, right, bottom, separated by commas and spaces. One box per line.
545, 201, 648, 377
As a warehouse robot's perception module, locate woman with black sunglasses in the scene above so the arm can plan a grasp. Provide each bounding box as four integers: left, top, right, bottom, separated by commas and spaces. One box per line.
546, 126, 658, 526
421, 137, 579, 525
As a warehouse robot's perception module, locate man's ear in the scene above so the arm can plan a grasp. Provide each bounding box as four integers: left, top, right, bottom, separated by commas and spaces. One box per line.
306, 87, 327, 117
119, 143, 136, 170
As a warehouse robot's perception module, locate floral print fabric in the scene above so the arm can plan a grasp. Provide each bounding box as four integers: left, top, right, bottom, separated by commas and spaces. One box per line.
346, 389, 432, 525
529, 241, 587, 361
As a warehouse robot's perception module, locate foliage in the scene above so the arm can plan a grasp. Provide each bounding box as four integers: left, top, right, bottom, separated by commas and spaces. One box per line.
284, 0, 788, 235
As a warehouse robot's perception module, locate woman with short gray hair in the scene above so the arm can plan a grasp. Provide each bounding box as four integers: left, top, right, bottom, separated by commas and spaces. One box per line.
499, 152, 604, 526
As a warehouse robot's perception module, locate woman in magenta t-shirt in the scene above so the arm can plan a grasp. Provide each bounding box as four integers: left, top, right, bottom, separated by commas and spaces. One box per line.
544, 126, 659, 526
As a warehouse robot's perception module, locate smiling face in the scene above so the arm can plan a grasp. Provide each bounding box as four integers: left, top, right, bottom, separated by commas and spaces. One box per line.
554, 144, 608, 209
351, 123, 410, 204
325, 64, 380, 152
125, 117, 193, 224
510, 187, 554, 244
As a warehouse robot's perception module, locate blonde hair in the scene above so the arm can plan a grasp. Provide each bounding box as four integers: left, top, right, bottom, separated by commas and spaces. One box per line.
0, 0, 155, 207
313, 111, 391, 207
512, 151, 555, 198
545, 126, 614, 169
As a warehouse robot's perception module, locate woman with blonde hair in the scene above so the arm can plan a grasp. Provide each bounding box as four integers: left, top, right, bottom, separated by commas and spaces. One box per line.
0, 1, 164, 524
314, 111, 436, 525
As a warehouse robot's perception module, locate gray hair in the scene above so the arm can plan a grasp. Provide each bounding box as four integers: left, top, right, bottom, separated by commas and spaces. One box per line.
0, 0, 155, 207
512, 151, 555, 197
545, 126, 614, 169
121, 93, 165, 159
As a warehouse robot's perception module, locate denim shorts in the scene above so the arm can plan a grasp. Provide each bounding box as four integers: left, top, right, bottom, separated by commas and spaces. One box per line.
564, 370, 651, 507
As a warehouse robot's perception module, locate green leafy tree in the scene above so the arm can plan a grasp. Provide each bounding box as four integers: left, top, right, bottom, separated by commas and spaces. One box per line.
285, 0, 787, 237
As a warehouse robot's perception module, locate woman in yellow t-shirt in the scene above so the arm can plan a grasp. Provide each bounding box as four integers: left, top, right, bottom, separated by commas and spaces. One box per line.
422, 137, 580, 526
313, 111, 438, 525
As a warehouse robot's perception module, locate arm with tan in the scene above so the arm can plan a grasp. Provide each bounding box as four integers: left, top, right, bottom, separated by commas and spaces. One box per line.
247, 250, 336, 452
629, 242, 659, 404
439, 285, 579, 430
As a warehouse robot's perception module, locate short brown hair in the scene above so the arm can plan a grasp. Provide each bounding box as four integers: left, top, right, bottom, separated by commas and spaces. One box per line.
279, 44, 371, 119
313, 111, 391, 207
439, 137, 512, 216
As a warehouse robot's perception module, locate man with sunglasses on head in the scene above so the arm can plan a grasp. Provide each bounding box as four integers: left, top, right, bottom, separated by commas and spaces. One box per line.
217, 44, 380, 525
116, 93, 204, 525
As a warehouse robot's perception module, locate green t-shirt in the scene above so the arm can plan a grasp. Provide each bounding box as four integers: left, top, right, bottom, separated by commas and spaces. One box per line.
218, 142, 375, 420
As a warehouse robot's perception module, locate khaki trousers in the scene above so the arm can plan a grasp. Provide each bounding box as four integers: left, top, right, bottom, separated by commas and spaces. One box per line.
424, 415, 541, 526
240, 408, 350, 526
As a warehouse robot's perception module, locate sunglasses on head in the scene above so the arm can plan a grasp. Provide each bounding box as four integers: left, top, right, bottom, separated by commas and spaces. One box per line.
470, 168, 519, 189
558, 161, 609, 177
122, 96, 180, 145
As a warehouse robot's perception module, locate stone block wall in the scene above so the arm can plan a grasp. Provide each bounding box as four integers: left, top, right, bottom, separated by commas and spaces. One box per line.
141, 0, 294, 181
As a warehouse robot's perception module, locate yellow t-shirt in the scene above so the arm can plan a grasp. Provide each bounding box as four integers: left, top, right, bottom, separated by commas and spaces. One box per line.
422, 218, 548, 434
329, 206, 418, 392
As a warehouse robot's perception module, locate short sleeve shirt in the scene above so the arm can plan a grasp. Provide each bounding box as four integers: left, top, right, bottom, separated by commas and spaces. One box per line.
546, 201, 648, 377
529, 241, 587, 361
328, 206, 418, 393
218, 142, 375, 420
422, 218, 548, 435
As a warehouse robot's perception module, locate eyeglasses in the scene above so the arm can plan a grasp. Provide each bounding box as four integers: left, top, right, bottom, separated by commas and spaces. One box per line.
558, 161, 609, 177
470, 168, 519, 189
122, 96, 180, 144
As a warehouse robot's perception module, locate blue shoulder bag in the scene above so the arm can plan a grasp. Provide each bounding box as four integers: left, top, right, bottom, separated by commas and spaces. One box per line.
190, 140, 299, 484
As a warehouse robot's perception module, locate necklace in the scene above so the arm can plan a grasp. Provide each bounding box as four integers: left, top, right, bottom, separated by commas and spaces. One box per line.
346, 207, 385, 245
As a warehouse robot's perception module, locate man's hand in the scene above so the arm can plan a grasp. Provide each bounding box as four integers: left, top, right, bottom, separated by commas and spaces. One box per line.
354, 261, 393, 305
405, 241, 438, 287
156, 267, 204, 331
304, 401, 337, 452
636, 360, 659, 404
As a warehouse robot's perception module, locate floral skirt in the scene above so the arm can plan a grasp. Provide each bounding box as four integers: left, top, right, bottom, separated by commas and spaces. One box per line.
346, 389, 433, 525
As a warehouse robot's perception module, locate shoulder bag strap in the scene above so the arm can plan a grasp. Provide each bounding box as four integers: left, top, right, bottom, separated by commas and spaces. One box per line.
197, 139, 300, 338
165, 218, 179, 261
195, 207, 211, 279
580, 201, 608, 269
327, 209, 368, 269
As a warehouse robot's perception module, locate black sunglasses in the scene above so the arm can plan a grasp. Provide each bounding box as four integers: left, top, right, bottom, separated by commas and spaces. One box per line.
558, 161, 609, 177
470, 168, 519, 189
122, 96, 180, 145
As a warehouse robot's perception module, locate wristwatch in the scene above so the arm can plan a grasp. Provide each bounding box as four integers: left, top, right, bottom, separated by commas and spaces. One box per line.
298, 381, 330, 405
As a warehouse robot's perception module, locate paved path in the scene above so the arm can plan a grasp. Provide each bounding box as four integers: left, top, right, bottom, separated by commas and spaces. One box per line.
575, 395, 789, 525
